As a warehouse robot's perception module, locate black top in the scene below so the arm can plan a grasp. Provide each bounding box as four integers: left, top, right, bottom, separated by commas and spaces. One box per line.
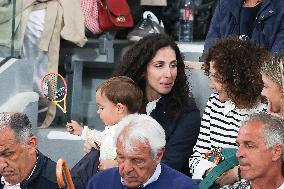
150, 96, 201, 175
239, 4, 261, 40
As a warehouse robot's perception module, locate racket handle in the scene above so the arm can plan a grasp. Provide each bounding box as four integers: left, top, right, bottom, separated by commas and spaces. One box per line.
64, 113, 71, 123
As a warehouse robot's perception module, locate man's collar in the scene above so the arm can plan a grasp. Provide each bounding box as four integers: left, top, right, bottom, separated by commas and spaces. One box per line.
121, 163, 162, 188
20, 150, 41, 188
1, 177, 21, 188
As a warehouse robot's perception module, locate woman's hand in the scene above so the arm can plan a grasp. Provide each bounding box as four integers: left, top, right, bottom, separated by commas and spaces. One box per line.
83, 138, 99, 155
215, 166, 239, 186
66, 120, 83, 135
98, 160, 118, 171
203, 167, 214, 178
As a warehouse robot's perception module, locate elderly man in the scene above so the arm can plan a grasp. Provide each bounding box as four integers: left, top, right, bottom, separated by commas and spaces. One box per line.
86, 114, 198, 189
0, 112, 61, 189
221, 112, 284, 189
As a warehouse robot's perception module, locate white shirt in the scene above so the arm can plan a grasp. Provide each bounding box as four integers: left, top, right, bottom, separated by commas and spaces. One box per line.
278, 182, 284, 189
121, 163, 161, 188
146, 98, 161, 115
1, 177, 21, 189
82, 114, 138, 160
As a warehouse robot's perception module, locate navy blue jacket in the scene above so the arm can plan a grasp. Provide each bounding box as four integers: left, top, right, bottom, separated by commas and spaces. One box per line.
150, 96, 201, 175
204, 0, 284, 54
71, 148, 100, 189
86, 163, 198, 189
0, 151, 61, 189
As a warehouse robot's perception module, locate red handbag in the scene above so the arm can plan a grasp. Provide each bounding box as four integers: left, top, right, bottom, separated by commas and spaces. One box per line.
98, 0, 134, 31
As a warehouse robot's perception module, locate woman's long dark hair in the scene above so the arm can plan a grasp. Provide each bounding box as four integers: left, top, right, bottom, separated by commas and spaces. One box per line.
112, 34, 190, 120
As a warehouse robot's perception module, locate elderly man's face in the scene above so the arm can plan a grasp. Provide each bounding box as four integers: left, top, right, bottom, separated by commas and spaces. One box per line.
0, 127, 36, 185
236, 121, 281, 181
116, 139, 163, 188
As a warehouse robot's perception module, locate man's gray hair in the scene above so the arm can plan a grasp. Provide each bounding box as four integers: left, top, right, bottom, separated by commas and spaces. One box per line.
114, 114, 166, 158
0, 112, 32, 144
242, 112, 284, 161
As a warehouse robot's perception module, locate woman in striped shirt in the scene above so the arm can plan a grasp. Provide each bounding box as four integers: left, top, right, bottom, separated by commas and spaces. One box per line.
189, 38, 268, 186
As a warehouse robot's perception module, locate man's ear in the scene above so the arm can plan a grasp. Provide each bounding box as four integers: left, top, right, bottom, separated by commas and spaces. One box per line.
26, 136, 37, 148
116, 103, 126, 113
25, 136, 37, 159
154, 148, 165, 164
271, 144, 282, 161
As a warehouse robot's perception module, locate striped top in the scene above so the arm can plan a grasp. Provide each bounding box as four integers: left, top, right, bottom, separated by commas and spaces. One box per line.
189, 93, 267, 179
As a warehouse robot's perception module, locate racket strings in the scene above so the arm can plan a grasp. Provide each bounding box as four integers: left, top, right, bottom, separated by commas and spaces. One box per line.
42, 74, 66, 102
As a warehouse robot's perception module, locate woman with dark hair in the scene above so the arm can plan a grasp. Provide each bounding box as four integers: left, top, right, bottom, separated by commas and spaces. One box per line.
112, 33, 201, 175
189, 38, 268, 186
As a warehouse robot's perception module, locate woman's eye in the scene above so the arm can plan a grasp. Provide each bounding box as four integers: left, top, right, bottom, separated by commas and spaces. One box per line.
170, 63, 177, 68
154, 64, 163, 68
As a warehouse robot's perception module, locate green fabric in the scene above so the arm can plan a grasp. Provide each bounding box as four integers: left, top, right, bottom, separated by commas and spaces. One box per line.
199, 148, 239, 189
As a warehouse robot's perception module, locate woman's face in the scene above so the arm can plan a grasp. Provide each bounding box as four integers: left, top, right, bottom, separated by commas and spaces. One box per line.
261, 73, 282, 113
209, 61, 229, 102
145, 46, 177, 101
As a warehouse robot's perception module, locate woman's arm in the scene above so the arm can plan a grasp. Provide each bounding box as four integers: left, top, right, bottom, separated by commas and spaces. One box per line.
160, 99, 201, 173
189, 94, 219, 179
203, 0, 222, 53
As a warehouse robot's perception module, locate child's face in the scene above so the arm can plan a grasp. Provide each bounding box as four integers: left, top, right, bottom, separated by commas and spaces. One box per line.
96, 90, 121, 126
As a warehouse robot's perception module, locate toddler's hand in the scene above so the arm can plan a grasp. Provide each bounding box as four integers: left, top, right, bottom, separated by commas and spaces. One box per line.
84, 138, 99, 155
66, 120, 83, 136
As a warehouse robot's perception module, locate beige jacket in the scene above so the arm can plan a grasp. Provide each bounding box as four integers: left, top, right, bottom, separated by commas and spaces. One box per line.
1, 0, 87, 56
33, 0, 87, 128
0, 0, 87, 127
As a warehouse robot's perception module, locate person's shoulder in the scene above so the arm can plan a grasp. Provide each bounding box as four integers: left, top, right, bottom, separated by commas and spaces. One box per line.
209, 92, 219, 100
160, 164, 198, 188
179, 98, 201, 125
252, 102, 267, 112
40, 155, 59, 184
93, 167, 119, 178
182, 96, 199, 113
215, 0, 241, 12
218, 0, 238, 6
88, 167, 120, 186
271, 0, 284, 5
206, 93, 223, 105
33, 153, 60, 188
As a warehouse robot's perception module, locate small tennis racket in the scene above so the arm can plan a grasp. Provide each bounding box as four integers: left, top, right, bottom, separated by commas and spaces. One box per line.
41, 72, 69, 123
